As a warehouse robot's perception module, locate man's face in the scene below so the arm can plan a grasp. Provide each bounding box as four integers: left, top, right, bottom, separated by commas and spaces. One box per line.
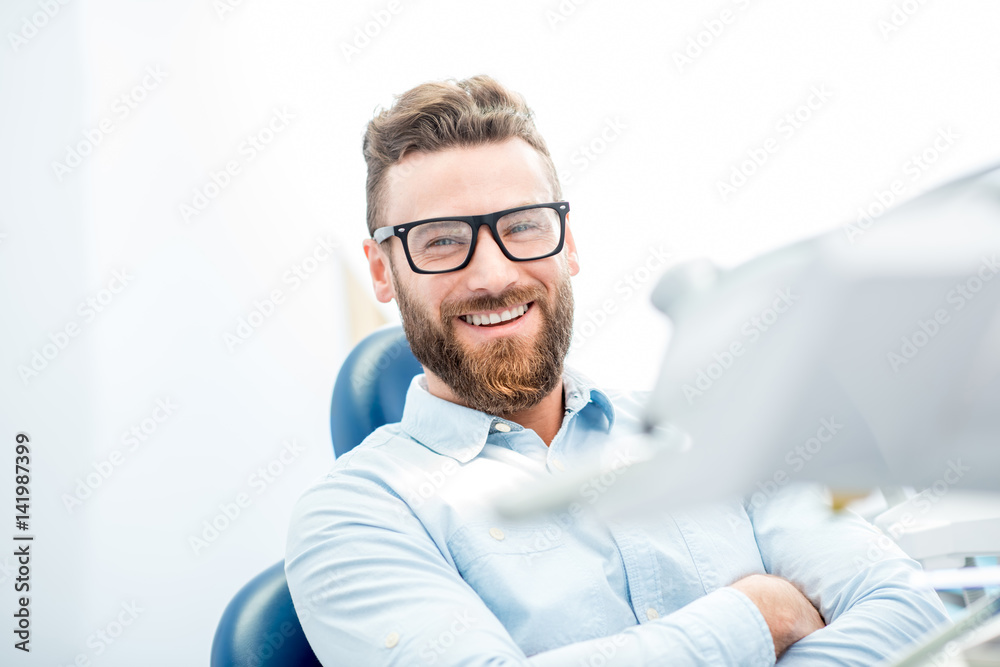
363, 138, 580, 416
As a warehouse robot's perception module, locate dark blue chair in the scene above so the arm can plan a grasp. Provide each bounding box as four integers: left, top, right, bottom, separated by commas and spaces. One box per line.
210, 326, 421, 666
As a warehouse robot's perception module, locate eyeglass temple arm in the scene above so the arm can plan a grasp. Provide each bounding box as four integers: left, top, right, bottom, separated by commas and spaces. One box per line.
372, 226, 395, 243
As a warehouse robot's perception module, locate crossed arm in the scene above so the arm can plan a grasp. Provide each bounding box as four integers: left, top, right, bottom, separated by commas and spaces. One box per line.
744, 484, 950, 665
285, 475, 949, 666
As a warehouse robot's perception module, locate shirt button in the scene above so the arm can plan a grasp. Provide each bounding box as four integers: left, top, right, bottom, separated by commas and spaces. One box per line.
494, 422, 511, 433
552, 459, 565, 472
489, 527, 505, 541
646, 608, 659, 620
385, 631, 400, 648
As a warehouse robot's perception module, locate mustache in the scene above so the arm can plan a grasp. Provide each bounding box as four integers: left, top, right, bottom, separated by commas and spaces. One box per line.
440, 286, 545, 320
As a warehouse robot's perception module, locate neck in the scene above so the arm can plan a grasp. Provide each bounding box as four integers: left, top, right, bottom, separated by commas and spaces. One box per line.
424, 372, 565, 447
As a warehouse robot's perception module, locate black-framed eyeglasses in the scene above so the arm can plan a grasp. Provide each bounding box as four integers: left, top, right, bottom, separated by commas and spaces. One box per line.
372, 201, 569, 275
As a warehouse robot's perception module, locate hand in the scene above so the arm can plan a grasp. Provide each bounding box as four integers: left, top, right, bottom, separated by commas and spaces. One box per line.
729, 573, 826, 659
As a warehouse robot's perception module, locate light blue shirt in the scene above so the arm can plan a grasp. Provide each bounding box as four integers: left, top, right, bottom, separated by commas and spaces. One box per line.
285, 367, 948, 666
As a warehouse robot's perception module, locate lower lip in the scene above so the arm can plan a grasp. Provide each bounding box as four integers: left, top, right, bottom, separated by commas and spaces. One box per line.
455, 302, 534, 337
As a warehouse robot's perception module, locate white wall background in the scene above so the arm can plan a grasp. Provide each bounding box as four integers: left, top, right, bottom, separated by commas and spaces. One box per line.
1, 0, 998, 664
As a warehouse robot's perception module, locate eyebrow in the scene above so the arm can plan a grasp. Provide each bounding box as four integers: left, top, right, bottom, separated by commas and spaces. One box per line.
412, 200, 550, 221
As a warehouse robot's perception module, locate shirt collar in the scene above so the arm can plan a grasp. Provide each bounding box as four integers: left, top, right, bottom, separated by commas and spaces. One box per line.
398, 366, 616, 462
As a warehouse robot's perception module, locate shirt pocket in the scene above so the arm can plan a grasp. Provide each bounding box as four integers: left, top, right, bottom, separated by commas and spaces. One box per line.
446, 519, 609, 655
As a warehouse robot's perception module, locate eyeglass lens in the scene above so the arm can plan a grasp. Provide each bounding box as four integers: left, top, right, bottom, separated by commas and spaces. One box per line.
406, 206, 561, 271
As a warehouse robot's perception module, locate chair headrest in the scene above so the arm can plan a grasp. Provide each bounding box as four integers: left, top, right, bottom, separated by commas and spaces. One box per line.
330, 326, 422, 458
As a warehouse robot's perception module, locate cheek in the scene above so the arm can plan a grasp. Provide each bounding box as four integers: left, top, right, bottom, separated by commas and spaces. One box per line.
420, 289, 452, 324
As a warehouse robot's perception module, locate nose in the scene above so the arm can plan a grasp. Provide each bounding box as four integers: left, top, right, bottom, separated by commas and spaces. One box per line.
461, 225, 519, 293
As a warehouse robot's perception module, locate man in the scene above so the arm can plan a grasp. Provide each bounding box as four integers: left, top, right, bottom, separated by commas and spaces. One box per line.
285, 75, 948, 665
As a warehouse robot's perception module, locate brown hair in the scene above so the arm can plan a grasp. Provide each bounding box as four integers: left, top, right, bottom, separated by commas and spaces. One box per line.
362, 75, 562, 237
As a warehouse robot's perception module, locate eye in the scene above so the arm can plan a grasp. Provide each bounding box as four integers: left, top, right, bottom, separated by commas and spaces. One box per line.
501, 218, 543, 237
408, 221, 472, 255
427, 237, 460, 247
508, 221, 539, 234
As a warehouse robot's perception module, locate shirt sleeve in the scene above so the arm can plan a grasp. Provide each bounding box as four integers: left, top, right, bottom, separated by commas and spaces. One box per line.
745, 483, 951, 665
285, 469, 777, 667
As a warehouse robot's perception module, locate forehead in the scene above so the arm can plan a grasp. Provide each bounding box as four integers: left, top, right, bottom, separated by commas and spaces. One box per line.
384, 138, 554, 225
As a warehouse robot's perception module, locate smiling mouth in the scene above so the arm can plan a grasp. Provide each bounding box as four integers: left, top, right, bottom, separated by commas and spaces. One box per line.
460, 302, 532, 327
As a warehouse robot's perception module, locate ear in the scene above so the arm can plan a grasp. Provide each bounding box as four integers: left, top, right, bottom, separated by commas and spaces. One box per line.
564, 213, 580, 276
363, 239, 397, 303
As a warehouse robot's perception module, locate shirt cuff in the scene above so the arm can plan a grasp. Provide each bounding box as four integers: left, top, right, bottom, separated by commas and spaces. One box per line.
677, 586, 776, 666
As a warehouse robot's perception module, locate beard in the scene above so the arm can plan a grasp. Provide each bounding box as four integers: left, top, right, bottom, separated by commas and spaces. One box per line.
392, 263, 575, 417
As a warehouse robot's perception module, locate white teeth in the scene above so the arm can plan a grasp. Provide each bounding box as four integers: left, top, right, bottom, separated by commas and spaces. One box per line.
462, 303, 530, 326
